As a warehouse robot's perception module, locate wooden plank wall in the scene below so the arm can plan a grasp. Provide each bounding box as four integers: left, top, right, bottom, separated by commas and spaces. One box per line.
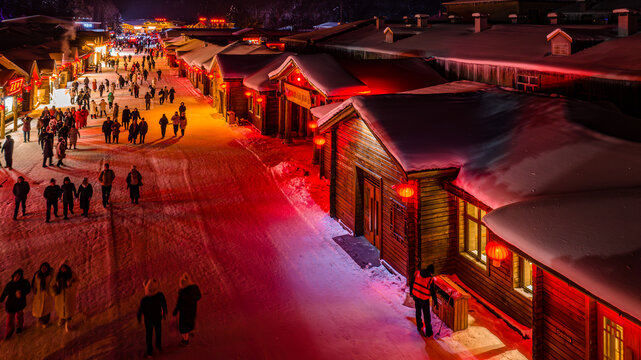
454, 199, 533, 327
331, 115, 410, 275
535, 270, 589, 360
228, 80, 248, 121
411, 172, 458, 275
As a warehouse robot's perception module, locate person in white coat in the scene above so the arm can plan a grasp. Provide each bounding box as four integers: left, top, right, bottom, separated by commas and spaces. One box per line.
31, 262, 54, 327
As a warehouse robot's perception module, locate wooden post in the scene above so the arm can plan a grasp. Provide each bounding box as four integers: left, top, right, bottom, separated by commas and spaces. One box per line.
283, 100, 292, 144
13, 96, 18, 132
532, 266, 544, 360
277, 81, 285, 139
312, 129, 320, 165
405, 180, 419, 280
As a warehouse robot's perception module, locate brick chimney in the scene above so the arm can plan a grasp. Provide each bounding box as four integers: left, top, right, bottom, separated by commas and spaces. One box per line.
613, 8, 638, 37
375, 16, 386, 30
472, 13, 489, 33
547, 12, 559, 25
415, 14, 429, 28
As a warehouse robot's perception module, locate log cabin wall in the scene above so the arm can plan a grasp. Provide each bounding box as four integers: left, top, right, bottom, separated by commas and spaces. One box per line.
329, 114, 411, 275
246, 94, 279, 135
409, 171, 459, 276
533, 269, 591, 360
227, 80, 248, 121
455, 198, 534, 328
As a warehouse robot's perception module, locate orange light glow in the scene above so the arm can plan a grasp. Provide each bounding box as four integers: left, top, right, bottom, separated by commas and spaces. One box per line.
308, 121, 318, 130
395, 184, 415, 199
220, 83, 227, 89
486, 241, 509, 267
313, 135, 326, 147
244, 91, 251, 97
256, 97, 263, 103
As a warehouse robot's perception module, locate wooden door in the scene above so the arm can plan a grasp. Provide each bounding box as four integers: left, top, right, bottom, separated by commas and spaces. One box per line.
363, 180, 381, 249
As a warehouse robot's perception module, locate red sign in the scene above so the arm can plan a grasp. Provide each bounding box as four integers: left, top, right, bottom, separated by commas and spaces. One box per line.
5, 78, 24, 96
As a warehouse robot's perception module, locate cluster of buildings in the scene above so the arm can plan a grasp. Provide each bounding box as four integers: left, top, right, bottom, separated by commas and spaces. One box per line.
0, 15, 110, 136
168, 5, 641, 359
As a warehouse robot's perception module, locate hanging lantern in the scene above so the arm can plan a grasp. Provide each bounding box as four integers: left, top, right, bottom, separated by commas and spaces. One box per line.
313, 135, 326, 148
486, 241, 509, 267
256, 97, 263, 103
207, 74, 214, 79
244, 91, 251, 97
36, 81, 42, 87
25, 85, 32, 92
395, 183, 415, 199
308, 120, 318, 130
0, 104, 4, 110
17, 97, 23, 103
220, 83, 227, 89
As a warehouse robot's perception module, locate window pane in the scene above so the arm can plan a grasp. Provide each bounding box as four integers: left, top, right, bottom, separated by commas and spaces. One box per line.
466, 219, 478, 256
480, 225, 487, 263
603, 317, 624, 360
523, 259, 533, 291
466, 203, 479, 218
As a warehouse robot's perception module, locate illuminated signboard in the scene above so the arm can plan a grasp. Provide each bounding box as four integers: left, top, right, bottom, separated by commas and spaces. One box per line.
5, 78, 24, 96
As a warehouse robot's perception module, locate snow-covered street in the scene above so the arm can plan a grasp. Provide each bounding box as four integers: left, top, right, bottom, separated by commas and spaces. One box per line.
0, 51, 530, 359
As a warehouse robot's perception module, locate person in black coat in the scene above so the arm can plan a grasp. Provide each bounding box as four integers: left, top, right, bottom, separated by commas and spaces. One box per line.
102, 118, 113, 144
178, 102, 186, 116
172, 273, 201, 346
138, 118, 148, 144
0, 269, 31, 339
122, 106, 131, 130
126, 166, 143, 204
77, 178, 93, 217
44, 178, 61, 223
61, 177, 77, 220
2, 135, 14, 169
158, 114, 168, 138
409, 264, 439, 338
168, 87, 175, 104
137, 279, 167, 357
12, 176, 30, 220
42, 132, 54, 167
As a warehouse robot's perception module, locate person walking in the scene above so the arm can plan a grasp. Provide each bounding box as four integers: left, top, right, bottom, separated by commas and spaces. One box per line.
137, 279, 167, 358
56, 138, 67, 167
2, 135, 14, 169
98, 82, 105, 97
77, 178, 93, 217
0, 269, 31, 339
112, 120, 121, 144
42, 132, 54, 168
102, 117, 113, 144
158, 114, 168, 138
168, 87, 175, 104
113, 102, 120, 122
172, 273, 201, 346
171, 112, 180, 136
144, 92, 151, 110
68, 125, 79, 150
156, 69, 162, 81
22, 115, 31, 142
178, 102, 186, 116
107, 91, 114, 109
31, 262, 54, 328
44, 178, 61, 223
179, 115, 187, 136
410, 264, 439, 338
122, 106, 131, 130
134, 83, 140, 98
98, 163, 115, 207
91, 100, 99, 119
138, 118, 148, 144
61, 177, 77, 219
99, 99, 108, 117
129, 119, 139, 144
12, 176, 29, 220
52, 263, 76, 332
126, 165, 142, 204
92, 78, 97, 91
131, 107, 141, 123
158, 88, 165, 105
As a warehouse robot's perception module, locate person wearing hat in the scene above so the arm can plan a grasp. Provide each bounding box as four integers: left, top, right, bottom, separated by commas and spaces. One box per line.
43, 178, 62, 223
1, 134, 14, 169
12, 176, 30, 220
137, 279, 168, 358
410, 264, 439, 337
172, 273, 201, 346
0, 269, 31, 339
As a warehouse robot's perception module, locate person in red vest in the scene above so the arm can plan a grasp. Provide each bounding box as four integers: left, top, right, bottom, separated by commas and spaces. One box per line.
410, 264, 438, 337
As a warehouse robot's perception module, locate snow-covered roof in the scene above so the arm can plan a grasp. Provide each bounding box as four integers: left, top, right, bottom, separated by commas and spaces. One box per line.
402, 80, 491, 94
174, 39, 205, 54
483, 188, 641, 322
310, 102, 344, 119
178, 44, 225, 67
318, 88, 641, 209
204, 43, 280, 72
242, 52, 294, 92
268, 54, 369, 98
217, 54, 289, 80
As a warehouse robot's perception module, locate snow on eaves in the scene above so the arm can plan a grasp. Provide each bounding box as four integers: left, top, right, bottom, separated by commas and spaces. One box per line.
268, 54, 369, 98
243, 53, 295, 92
483, 188, 641, 322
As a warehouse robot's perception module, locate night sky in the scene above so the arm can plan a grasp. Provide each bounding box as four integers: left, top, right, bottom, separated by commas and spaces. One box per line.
113, 0, 234, 20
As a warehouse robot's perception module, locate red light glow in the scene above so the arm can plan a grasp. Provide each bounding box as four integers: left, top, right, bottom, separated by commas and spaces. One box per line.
308, 121, 318, 130
395, 183, 415, 199
486, 241, 509, 267
313, 135, 326, 147
244, 91, 252, 97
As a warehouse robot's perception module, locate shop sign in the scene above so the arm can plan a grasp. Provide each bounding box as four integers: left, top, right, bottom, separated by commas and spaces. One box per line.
284, 83, 311, 109
5, 78, 24, 96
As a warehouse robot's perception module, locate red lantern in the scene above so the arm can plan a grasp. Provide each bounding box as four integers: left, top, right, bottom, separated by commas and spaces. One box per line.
207, 74, 214, 79
308, 120, 318, 130
256, 97, 263, 103
17, 97, 23, 103
25, 85, 32, 92
244, 91, 251, 97
220, 83, 227, 89
395, 183, 415, 199
36, 81, 42, 87
0, 104, 4, 110
486, 241, 509, 267
313, 135, 326, 147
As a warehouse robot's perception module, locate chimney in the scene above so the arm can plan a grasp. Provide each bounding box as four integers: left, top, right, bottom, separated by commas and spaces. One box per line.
472, 13, 489, 33
415, 14, 429, 28
547, 12, 559, 25
448, 14, 462, 24
613, 8, 638, 37
509, 14, 525, 24
375, 16, 386, 30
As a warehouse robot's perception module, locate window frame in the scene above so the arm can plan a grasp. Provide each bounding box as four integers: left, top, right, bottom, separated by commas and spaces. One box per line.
461, 200, 488, 265
248, 93, 254, 113
516, 74, 540, 92
514, 256, 533, 295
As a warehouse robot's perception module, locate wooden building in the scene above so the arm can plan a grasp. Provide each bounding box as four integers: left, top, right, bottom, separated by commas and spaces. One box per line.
441, 0, 575, 23
316, 85, 641, 359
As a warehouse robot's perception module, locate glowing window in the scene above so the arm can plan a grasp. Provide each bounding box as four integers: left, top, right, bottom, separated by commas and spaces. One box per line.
603, 317, 624, 360
461, 200, 487, 264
